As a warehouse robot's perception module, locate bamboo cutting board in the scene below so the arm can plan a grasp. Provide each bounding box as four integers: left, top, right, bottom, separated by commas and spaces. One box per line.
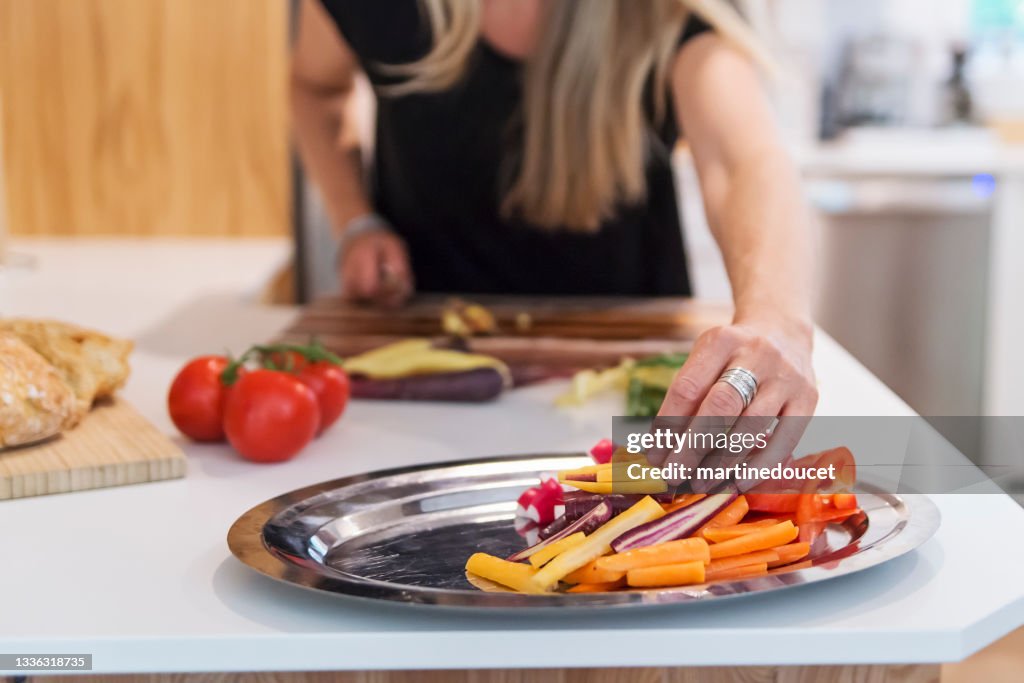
0, 397, 187, 500
281, 295, 730, 376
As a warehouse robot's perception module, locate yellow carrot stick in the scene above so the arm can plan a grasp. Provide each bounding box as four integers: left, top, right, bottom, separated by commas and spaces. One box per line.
627, 560, 706, 588
530, 496, 666, 591
465, 553, 545, 594
566, 480, 668, 495
708, 521, 799, 560
595, 537, 710, 573
527, 532, 588, 569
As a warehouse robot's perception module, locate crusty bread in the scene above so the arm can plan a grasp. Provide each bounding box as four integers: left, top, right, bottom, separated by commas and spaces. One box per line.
0, 332, 78, 448
0, 319, 133, 418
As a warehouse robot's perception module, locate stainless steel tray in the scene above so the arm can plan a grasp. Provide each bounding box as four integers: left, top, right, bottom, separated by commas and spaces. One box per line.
228, 453, 940, 608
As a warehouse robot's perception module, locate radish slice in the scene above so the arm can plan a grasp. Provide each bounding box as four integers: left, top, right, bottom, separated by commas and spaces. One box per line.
610, 488, 738, 553
589, 439, 615, 464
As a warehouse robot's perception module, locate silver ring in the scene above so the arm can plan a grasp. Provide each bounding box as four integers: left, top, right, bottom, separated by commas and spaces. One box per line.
717, 367, 758, 409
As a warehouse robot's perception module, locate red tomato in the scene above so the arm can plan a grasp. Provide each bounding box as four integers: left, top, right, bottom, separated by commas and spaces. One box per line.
267, 350, 309, 372
167, 356, 231, 441
223, 370, 320, 463
295, 361, 350, 433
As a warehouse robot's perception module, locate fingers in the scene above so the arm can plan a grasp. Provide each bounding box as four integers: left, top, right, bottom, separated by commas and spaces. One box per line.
658, 327, 739, 418
340, 234, 414, 307
376, 238, 414, 308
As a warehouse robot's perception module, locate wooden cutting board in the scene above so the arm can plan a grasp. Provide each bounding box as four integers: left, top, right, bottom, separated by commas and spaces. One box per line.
281, 295, 730, 376
0, 397, 187, 500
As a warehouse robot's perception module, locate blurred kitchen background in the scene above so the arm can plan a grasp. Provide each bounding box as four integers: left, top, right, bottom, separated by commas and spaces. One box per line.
1, 0, 1023, 445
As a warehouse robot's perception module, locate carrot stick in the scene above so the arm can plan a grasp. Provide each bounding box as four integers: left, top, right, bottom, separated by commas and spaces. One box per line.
695, 495, 749, 537
528, 532, 587, 569
705, 562, 769, 582
563, 560, 625, 585
595, 537, 710, 573
566, 579, 626, 593
465, 553, 544, 594
767, 542, 811, 568
566, 480, 668, 495
768, 559, 813, 575
662, 493, 706, 513
706, 549, 779, 573
702, 519, 779, 543
708, 521, 799, 559
627, 560, 705, 588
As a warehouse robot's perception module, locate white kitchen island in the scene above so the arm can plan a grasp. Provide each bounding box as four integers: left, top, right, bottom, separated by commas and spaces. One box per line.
1, 239, 1022, 677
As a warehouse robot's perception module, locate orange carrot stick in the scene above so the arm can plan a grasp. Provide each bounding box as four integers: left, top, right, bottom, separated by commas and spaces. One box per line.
596, 537, 710, 573
702, 519, 779, 543
768, 559, 813, 575
706, 549, 779, 573
708, 521, 799, 559
767, 542, 811, 568
563, 560, 625, 585
705, 562, 769, 582
566, 579, 627, 593
627, 560, 705, 588
662, 493, 706, 513
695, 495, 749, 537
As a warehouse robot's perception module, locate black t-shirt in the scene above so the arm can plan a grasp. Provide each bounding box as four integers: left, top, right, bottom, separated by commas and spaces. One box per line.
320, 0, 711, 295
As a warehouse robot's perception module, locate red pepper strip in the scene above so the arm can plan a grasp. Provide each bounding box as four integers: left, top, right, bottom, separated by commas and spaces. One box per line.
746, 493, 801, 513
833, 492, 858, 510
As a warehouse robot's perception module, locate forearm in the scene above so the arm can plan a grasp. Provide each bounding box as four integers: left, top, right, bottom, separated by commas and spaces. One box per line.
289, 80, 373, 237
701, 145, 815, 336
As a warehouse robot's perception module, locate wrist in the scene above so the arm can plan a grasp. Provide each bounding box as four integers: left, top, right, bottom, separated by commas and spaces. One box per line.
733, 309, 814, 349
337, 212, 395, 258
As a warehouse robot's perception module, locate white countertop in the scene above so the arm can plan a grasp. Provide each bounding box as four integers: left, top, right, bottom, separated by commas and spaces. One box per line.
1, 239, 1022, 674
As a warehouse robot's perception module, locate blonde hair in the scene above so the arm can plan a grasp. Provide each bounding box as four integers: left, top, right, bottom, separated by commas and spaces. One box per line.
383, 0, 768, 232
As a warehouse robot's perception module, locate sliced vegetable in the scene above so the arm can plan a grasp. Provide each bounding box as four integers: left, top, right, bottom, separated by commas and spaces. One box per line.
567, 579, 626, 593
563, 560, 626, 585
506, 501, 613, 562
663, 493, 706, 513
702, 519, 779, 543
767, 542, 811, 568
528, 532, 587, 569
563, 491, 674, 522
589, 438, 615, 464
465, 553, 545, 594
745, 493, 801, 513
626, 560, 705, 588
705, 562, 769, 582
708, 521, 799, 560
566, 480, 668, 495
695, 495, 749, 538
610, 491, 738, 553
596, 537, 710, 573
706, 549, 779, 573
537, 515, 570, 541
833, 492, 858, 510
350, 367, 506, 402
530, 496, 666, 592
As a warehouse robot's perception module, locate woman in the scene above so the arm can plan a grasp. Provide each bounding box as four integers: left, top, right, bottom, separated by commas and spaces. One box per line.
291, 0, 818, 428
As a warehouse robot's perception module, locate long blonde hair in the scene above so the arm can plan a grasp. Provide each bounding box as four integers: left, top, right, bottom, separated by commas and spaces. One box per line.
382, 0, 768, 232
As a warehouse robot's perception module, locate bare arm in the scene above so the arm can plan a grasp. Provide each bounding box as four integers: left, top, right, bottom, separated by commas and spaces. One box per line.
659, 33, 817, 426
291, 0, 412, 305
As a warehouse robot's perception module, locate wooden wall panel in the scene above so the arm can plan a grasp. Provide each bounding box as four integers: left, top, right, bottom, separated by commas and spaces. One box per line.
0, 0, 290, 236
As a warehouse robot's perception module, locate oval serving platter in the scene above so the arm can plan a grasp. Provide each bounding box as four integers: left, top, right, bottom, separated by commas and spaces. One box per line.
227, 453, 940, 608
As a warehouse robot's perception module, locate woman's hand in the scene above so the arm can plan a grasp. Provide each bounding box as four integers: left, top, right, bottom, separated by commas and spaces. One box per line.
660, 315, 816, 420
650, 315, 817, 485
338, 230, 414, 308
